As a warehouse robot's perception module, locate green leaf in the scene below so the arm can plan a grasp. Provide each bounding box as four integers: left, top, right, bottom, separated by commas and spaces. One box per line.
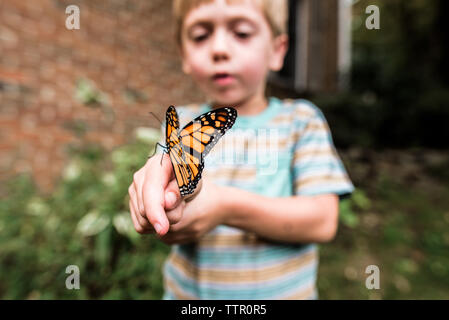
339, 199, 359, 228
113, 212, 140, 243
26, 197, 50, 216
351, 189, 371, 210
74, 78, 109, 107
77, 210, 110, 237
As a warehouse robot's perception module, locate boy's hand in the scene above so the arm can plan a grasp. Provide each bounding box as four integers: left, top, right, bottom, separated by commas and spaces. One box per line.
160, 178, 226, 245
128, 153, 201, 236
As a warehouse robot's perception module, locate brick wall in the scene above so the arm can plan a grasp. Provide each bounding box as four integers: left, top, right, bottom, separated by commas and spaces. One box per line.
0, 0, 204, 191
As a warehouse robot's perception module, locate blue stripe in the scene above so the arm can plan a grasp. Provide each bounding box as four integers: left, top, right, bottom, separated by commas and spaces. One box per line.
294, 159, 347, 172
297, 183, 355, 196
162, 290, 175, 300
297, 135, 332, 146
174, 243, 316, 268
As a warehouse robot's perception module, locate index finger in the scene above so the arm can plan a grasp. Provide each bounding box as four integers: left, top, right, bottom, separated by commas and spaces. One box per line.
142, 153, 174, 236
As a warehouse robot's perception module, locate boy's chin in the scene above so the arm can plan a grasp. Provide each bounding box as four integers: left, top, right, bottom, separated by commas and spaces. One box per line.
207, 92, 246, 108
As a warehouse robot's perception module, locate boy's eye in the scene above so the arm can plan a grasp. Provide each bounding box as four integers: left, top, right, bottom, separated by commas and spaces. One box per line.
232, 22, 255, 40
188, 25, 210, 43
235, 31, 251, 39
193, 33, 209, 42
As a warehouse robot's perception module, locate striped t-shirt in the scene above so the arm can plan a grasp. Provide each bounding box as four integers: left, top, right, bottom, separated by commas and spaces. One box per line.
161, 97, 354, 299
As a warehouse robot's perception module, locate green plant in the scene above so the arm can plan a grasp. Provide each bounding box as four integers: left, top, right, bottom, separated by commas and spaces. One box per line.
339, 189, 371, 228
0, 128, 170, 299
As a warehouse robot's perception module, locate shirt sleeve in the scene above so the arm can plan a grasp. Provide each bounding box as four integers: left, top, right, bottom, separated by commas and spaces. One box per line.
292, 100, 354, 199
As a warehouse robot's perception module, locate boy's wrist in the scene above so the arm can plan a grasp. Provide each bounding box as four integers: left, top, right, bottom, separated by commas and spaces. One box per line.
217, 185, 241, 226
216, 185, 232, 225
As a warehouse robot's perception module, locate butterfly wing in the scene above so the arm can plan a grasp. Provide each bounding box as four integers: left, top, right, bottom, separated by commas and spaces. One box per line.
166, 105, 196, 196
176, 107, 237, 195
166, 106, 237, 197
179, 107, 237, 162
165, 105, 180, 147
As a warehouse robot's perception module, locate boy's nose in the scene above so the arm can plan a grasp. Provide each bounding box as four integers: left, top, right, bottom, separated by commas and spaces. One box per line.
213, 51, 229, 62
211, 29, 230, 62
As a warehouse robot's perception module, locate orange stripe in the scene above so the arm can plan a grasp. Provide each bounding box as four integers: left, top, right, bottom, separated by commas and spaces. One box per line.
295, 175, 348, 190
293, 148, 337, 163
199, 232, 262, 247
280, 284, 316, 300
164, 277, 198, 300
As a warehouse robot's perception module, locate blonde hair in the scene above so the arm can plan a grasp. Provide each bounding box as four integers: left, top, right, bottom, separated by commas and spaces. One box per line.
172, 0, 288, 45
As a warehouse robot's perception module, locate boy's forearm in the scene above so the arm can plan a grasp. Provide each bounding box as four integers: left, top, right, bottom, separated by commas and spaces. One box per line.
220, 186, 340, 243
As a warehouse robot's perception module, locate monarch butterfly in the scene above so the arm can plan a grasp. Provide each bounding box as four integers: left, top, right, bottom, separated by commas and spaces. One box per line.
154, 105, 237, 197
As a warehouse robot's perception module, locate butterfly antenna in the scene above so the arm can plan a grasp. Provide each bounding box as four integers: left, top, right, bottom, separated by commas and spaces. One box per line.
148, 110, 169, 167
148, 111, 163, 126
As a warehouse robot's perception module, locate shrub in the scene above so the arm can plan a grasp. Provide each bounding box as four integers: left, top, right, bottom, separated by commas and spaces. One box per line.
0, 129, 170, 299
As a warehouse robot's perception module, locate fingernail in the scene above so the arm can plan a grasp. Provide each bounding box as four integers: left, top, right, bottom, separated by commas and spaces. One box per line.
154, 223, 162, 234
166, 192, 177, 207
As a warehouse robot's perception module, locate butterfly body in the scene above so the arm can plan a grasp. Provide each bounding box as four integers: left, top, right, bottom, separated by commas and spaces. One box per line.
163, 105, 237, 197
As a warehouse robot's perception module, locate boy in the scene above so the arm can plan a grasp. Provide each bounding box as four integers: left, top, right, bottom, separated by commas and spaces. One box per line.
128, 0, 354, 299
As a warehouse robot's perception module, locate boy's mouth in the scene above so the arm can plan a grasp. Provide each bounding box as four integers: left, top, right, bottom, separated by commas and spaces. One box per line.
212, 73, 234, 86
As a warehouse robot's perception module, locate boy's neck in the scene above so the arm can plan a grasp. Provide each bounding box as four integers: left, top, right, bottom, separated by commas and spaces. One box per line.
211, 94, 268, 116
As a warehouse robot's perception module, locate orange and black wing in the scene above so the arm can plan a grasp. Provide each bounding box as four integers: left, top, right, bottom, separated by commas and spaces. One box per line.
179, 107, 237, 161
165, 105, 196, 196
165, 105, 180, 147
175, 107, 237, 196
166, 106, 237, 196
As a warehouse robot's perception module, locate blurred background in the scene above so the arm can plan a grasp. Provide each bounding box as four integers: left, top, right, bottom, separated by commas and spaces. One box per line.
0, 0, 448, 299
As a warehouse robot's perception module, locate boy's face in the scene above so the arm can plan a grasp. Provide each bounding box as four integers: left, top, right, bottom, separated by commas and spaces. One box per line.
180, 0, 287, 106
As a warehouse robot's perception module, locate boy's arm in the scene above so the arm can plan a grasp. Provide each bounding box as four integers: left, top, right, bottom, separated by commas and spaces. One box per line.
162, 179, 338, 245
220, 186, 339, 243
217, 103, 349, 244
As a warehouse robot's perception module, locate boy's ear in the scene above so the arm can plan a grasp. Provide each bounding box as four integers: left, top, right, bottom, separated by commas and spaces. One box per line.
269, 34, 289, 72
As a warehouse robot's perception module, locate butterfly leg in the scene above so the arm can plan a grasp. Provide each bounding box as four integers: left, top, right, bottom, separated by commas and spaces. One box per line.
157, 142, 169, 166
160, 152, 165, 166
148, 142, 168, 159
